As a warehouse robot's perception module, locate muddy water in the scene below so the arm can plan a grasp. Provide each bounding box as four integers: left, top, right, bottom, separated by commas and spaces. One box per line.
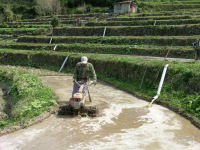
0, 76, 200, 150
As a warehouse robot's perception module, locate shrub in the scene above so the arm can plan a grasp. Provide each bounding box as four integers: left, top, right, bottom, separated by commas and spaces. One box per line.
188, 96, 200, 117
50, 15, 60, 28
86, 4, 92, 12
3, 7, 14, 22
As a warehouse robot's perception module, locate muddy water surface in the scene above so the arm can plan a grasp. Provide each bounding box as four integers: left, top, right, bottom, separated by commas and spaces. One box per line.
0, 76, 200, 150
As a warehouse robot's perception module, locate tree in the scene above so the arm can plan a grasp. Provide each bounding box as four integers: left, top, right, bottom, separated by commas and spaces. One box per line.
3, 7, 14, 22
50, 15, 60, 28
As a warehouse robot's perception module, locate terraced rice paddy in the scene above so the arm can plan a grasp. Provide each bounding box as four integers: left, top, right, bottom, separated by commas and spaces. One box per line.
0, 0, 200, 149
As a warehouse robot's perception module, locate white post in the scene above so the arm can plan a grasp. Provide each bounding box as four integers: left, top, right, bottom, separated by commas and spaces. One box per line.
49, 37, 53, 44
154, 20, 157, 26
103, 27, 107, 37
59, 56, 69, 72
53, 44, 57, 51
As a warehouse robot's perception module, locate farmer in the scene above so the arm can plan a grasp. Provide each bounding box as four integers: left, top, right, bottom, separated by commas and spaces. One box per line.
72, 56, 97, 96
192, 39, 200, 60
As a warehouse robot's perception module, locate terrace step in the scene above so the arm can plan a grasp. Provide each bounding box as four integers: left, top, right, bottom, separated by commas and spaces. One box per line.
1, 24, 50, 28
40, 13, 109, 19
135, 12, 200, 17
107, 15, 193, 21
17, 35, 199, 46
8, 21, 77, 25
87, 19, 200, 26
0, 48, 197, 64
53, 25, 200, 36
0, 28, 50, 35
0, 42, 194, 59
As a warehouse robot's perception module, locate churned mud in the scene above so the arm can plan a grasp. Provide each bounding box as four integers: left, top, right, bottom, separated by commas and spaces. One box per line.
0, 76, 200, 150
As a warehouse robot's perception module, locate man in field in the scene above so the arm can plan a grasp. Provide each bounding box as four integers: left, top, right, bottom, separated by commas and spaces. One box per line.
72, 56, 97, 96
193, 39, 200, 60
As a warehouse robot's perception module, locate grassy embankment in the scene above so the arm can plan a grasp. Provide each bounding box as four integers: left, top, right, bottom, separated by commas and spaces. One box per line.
17, 35, 200, 46
0, 28, 50, 35
0, 66, 57, 130
52, 25, 200, 36
0, 42, 194, 59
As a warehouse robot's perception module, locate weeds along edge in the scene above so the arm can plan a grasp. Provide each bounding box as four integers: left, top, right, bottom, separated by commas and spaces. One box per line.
0, 67, 57, 136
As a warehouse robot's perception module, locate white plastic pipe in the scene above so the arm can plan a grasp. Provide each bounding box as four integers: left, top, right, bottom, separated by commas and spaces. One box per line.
149, 64, 169, 106
103, 27, 107, 37
59, 56, 69, 72
156, 64, 169, 96
53, 44, 57, 51
154, 20, 157, 26
49, 37, 53, 44
7, 85, 14, 95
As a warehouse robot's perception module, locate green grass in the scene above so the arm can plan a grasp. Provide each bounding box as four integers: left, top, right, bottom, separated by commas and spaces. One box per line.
127, 9, 200, 17
41, 13, 108, 19
0, 34, 12, 38
0, 28, 50, 35
107, 15, 192, 21
17, 35, 200, 46
0, 66, 57, 129
8, 22, 51, 25
1, 41, 193, 49
0, 28, 40, 31
0, 24, 51, 28
97, 74, 200, 123
0, 42, 194, 59
87, 19, 200, 26
53, 25, 200, 36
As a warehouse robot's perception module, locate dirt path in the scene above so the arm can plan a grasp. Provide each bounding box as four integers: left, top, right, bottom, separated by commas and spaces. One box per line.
98, 53, 198, 63
0, 76, 200, 150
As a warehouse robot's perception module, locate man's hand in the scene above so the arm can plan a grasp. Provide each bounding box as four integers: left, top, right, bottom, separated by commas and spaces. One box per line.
89, 80, 96, 85
89, 81, 93, 85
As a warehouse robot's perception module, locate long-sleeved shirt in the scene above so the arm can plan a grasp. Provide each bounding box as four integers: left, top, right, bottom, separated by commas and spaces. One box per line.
73, 62, 97, 81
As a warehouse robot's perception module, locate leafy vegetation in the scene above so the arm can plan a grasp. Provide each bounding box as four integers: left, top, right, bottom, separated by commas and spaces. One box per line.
50, 15, 60, 28
87, 19, 200, 26
0, 42, 194, 59
0, 67, 57, 129
53, 25, 200, 36
0, 27, 50, 35
18, 35, 200, 46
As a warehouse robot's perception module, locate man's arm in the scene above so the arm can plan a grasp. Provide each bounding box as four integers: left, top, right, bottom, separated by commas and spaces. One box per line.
90, 64, 97, 82
73, 65, 78, 80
